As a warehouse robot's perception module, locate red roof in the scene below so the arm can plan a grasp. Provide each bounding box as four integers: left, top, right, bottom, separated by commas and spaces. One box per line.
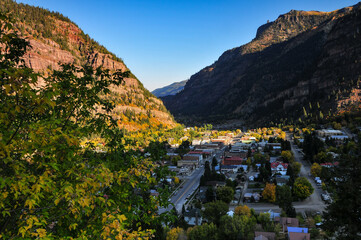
222, 156, 245, 166
320, 162, 339, 167
271, 162, 288, 169
224, 156, 243, 161
188, 151, 205, 155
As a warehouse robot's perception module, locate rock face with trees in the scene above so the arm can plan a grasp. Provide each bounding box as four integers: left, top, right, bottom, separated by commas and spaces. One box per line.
163, 3, 361, 126
0, 0, 176, 131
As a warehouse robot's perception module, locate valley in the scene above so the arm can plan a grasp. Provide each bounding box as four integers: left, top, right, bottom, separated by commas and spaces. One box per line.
1, 0, 361, 239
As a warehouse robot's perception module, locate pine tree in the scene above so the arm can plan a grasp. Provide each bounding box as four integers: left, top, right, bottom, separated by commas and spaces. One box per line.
322, 141, 361, 238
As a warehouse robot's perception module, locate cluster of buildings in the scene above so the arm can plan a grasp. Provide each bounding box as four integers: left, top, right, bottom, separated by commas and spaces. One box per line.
316, 129, 349, 145
256, 217, 311, 240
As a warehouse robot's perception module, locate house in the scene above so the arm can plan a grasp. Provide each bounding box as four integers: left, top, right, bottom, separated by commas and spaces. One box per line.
223, 156, 245, 165
266, 143, 282, 153
288, 232, 310, 240
179, 167, 193, 176
263, 210, 280, 220
177, 153, 202, 167
275, 175, 290, 186
150, 189, 159, 197
316, 129, 344, 138
288, 227, 310, 240
254, 232, 275, 240
271, 162, 288, 176
197, 186, 208, 203
275, 217, 299, 233
330, 135, 349, 145
183, 153, 203, 161
254, 236, 268, 240
244, 192, 261, 203
184, 208, 202, 226
320, 162, 339, 168
220, 165, 239, 173
287, 227, 308, 238
177, 159, 199, 168
188, 150, 211, 158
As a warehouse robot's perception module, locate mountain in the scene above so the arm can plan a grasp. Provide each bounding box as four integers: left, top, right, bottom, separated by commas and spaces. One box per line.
0, 0, 176, 131
163, 3, 361, 126
152, 80, 188, 97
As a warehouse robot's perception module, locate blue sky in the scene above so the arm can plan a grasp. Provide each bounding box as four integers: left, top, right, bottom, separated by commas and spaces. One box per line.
17, 0, 361, 91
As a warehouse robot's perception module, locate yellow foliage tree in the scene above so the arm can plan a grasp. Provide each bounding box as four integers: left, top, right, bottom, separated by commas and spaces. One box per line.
174, 177, 180, 185
311, 163, 322, 177
234, 205, 251, 217
0, 16, 172, 239
281, 150, 294, 163
166, 227, 186, 240
262, 183, 276, 202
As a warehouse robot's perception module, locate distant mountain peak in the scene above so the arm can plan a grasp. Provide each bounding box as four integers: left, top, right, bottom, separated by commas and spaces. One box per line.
152, 80, 188, 97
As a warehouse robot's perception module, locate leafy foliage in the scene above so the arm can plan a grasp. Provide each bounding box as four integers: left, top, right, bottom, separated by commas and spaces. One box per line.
311, 162, 322, 177
234, 205, 251, 217
262, 183, 276, 203
293, 177, 314, 199
187, 223, 218, 240
202, 201, 229, 226
215, 186, 234, 204
0, 14, 172, 239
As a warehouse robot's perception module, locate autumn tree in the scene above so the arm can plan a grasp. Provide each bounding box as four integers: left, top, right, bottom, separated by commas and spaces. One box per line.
281, 150, 294, 163
293, 177, 314, 199
262, 183, 276, 202
166, 227, 186, 240
234, 205, 251, 217
311, 163, 322, 177
0, 15, 172, 239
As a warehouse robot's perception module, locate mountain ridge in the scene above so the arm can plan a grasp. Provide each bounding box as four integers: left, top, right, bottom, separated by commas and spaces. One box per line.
0, 0, 176, 131
163, 3, 361, 126
152, 80, 188, 97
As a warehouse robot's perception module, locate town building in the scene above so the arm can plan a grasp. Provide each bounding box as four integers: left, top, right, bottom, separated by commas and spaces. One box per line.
184, 209, 202, 226
271, 162, 288, 176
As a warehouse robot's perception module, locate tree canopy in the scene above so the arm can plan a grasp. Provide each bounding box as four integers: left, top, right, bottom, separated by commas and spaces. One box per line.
293, 177, 314, 199
0, 14, 172, 239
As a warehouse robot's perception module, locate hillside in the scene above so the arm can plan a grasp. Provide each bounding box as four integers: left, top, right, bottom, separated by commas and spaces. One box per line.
163, 3, 361, 127
152, 80, 188, 97
0, 0, 176, 131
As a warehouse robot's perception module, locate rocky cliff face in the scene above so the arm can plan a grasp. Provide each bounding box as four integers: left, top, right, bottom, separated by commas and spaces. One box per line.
1, 0, 176, 130
163, 3, 361, 126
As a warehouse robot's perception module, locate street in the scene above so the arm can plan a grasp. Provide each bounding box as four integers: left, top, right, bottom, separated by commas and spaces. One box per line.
159, 147, 226, 214
287, 133, 326, 213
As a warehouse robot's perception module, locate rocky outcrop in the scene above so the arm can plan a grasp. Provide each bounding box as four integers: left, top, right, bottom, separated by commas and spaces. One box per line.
2, 0, 176, 130
163, 3, 361, 126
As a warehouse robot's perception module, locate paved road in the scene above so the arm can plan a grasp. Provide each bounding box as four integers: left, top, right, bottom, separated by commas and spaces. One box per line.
287, 133, 326, 213
159, 147, 226, 214
158, 167, 204, 214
